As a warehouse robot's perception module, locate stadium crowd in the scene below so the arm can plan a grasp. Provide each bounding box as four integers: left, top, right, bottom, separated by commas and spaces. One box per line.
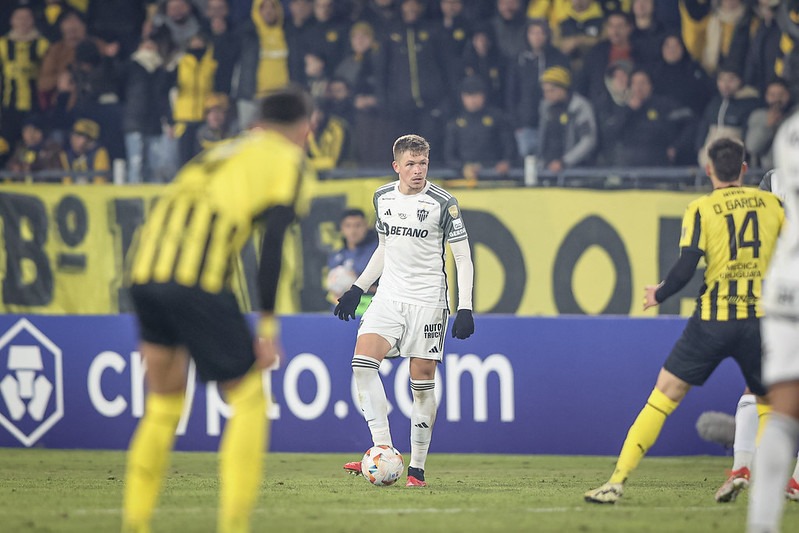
0, 0, 798, 183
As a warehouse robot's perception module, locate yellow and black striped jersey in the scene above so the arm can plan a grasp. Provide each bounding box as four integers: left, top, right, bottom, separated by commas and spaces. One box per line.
130, 130, 310, 294
0, 36, 49, 112
680, 186, 784, 320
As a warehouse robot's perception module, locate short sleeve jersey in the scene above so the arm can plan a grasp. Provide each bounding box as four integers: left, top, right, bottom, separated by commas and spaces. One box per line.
130, 130, 310, 294
373, 180, 468, 309
679, 186, 784, 320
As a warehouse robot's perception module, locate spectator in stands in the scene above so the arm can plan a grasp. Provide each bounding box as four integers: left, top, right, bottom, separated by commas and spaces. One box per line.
36, 0, 72, 42
491, 0, 527, 64
37, 10, 89, 110
0, 130, 10, 170
85, 0, 148, 58
325, 208, 378, 307
327, 76, 355, 126
746, 77, 793, 169
356, 0, 399, 40
168, 32, 217, 165
695, 64, 760, 166
304, 51, 329, 100
506, 18, 569, 158
195, 92, 233, 154
461, 24, 505, 108
0, 4, 49, 145
306, 0, 349, 76
308, 99, 349, 171
553, 0, 603, 71
337, 22, 391, 167
444, 75, 514, 180
236, 0, 288, 128
5, 114, 63, 179
334, 21, 376, 91
602, 68, 694, 166
575, 10, 635, 105
593, 60, 631, 165
123, 37, 168, 184
150, 0, 202, 52
650, 32, 714, 116
744, 0, 782, 97
537, 65, 597, 171
51, 39, 125, 159
679, 0, 750, 76
285, 0, 316, 84
438, 0, 471, 62
59, 117, 110, 183
630, 0, 665, 67
204, 0, 239, 95
374, 0, 450, 160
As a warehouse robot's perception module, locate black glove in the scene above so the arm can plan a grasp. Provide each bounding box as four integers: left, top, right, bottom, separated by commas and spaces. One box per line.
334, 285, 364, 321
451, 309, 474, 339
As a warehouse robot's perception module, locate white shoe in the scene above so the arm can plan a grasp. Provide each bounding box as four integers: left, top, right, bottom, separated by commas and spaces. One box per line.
584, 482, 623, 504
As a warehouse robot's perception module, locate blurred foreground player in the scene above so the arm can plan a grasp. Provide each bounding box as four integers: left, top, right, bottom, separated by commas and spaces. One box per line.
748, 114, 799, 532
585, 138, 784, 504
122, 86, 314, 533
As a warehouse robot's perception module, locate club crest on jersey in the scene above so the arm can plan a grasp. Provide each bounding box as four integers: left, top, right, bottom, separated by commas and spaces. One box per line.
417, 208, 429, 222
448, 205, 459, 219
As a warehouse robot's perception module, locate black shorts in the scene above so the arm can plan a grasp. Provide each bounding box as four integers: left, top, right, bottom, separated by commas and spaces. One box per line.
130, 282, 255, 383
663, 314, 766, 396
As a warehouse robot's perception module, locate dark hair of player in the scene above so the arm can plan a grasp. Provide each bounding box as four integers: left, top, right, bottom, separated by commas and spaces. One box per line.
707, 138, 745, 183
259, 85, 314, 125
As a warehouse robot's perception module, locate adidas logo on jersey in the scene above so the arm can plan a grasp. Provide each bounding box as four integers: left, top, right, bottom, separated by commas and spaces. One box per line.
428, 346, 440, 354
383, 209, 392, 216
414, 422, 430, 429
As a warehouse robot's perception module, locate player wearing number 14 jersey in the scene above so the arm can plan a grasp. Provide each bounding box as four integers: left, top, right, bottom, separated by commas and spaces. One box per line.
585, 137, 784, 504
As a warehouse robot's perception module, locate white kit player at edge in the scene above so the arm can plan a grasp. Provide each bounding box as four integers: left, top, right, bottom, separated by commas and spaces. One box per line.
333, 134, 475, 488
748, 113, 799, 533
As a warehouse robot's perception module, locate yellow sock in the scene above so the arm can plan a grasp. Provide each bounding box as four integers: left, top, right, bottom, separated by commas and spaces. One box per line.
218, 369, 269, 533
755, 403, 773, 446
122, 391, 185, 533
609, 388, 679, 484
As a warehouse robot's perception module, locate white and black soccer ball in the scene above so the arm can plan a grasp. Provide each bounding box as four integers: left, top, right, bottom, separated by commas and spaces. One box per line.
361, 445, 404, 486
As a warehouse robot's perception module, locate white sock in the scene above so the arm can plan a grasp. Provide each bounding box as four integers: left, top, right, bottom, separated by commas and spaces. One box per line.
793, 452, 799, 481
733, 394, 758, 471
409, 379, 437, 470
748, 413, 799, 533
351, 355, 392, 447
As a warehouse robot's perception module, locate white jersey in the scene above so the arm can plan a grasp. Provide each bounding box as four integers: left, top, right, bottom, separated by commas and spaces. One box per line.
762, 114, 799, 317
372, 180, 468, 309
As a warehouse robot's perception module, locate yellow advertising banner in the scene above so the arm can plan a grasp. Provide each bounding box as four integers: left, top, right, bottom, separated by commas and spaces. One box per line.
0, 182, 711, 316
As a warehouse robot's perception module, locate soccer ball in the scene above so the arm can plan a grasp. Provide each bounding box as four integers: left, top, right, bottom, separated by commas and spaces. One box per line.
361, 445, 404, 486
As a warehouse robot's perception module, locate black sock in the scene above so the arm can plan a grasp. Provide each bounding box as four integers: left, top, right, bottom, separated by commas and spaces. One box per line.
408, 466, 425, 481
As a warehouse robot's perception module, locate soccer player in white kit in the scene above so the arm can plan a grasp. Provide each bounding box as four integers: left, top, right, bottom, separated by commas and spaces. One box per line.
333, 134, 475, 487
748, 113, 799, 532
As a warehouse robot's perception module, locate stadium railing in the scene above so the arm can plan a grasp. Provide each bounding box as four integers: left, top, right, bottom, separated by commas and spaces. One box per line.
2, 166, 767, 190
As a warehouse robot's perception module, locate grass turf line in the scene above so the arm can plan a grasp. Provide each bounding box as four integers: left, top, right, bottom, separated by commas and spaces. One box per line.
0, 449, 797, 532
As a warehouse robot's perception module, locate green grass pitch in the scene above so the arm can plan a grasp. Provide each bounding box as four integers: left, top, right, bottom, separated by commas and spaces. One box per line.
1, 449, 797, 532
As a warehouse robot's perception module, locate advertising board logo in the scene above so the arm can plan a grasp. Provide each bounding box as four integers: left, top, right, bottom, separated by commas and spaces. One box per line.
0, 319, 64, 446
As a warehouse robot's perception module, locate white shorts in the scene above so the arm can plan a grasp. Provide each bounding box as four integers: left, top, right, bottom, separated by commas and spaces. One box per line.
358, 298, 449, 361
762, 316, 799, 386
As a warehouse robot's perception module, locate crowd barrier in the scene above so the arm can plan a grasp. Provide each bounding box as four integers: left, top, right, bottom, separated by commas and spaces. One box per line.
0, 314, 743, 455
0, 181, 728, 316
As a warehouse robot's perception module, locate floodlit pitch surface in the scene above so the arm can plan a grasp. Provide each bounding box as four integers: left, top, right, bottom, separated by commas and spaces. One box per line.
1, 449, 797, 532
